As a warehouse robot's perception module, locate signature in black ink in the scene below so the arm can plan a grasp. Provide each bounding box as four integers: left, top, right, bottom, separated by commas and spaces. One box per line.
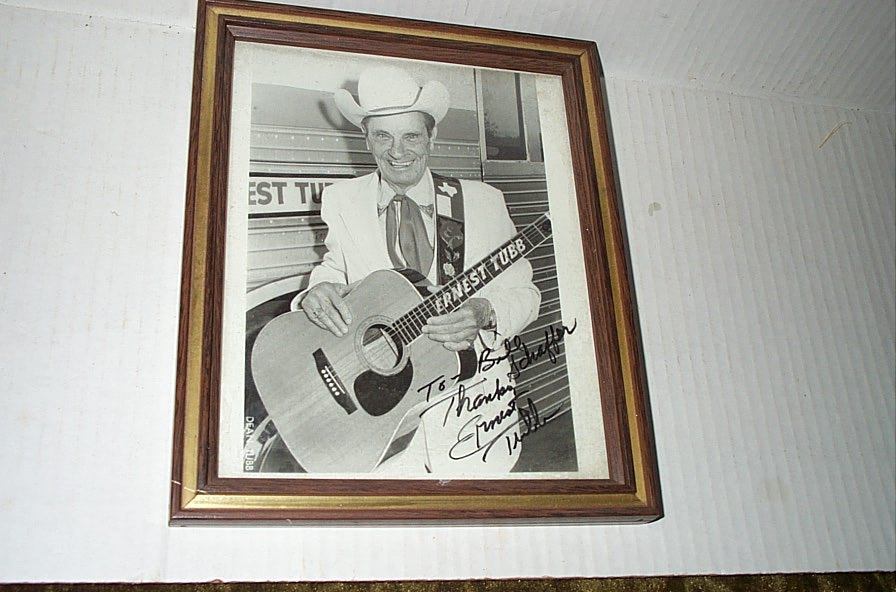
448, 395, 563, 463
478, 319, 578, 379
453, 378, 517, 419
417, 371, 463, 402
504, 397, 562, 455
412, 319, 574, 464
415, 377, 518, 430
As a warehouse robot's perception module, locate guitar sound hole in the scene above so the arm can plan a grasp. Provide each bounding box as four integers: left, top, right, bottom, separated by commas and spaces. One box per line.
361, 324, 403, 372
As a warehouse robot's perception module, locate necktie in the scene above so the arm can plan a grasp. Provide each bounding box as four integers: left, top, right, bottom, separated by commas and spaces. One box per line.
385, 194, 434, 276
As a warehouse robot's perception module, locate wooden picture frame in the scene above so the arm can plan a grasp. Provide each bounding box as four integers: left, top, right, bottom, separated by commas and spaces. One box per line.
170, 0, 662, 523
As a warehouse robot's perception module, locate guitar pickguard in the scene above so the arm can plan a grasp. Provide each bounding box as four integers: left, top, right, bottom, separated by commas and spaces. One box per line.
353, 360, 414, 416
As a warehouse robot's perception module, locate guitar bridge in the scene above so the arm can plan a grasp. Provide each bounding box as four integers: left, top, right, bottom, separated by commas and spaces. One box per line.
313, 348, 355, 414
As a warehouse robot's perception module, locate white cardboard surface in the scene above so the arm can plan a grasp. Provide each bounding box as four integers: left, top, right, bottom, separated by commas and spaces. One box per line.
0, 0, 893, 582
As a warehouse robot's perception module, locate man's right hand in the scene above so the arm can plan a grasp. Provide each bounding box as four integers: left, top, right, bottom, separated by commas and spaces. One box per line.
301, 282, 354, 337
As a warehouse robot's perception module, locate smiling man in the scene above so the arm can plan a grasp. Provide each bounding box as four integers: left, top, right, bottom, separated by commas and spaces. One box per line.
294, 65, 541, 474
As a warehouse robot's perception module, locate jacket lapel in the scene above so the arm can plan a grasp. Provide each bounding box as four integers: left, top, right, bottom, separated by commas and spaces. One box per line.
340, 173, 393, 275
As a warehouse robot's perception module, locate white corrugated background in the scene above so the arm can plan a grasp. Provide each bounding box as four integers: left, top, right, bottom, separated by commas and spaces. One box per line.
0, 0, 893, 582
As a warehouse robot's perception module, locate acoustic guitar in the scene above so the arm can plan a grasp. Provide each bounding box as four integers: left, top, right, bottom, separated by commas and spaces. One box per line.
250, 213, 553, 472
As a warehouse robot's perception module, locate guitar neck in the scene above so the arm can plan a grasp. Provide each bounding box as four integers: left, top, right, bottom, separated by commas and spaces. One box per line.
390, 213, 553, 346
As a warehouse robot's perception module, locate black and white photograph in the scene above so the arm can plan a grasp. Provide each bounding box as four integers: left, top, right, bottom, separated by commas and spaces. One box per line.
217, 43, 607, 479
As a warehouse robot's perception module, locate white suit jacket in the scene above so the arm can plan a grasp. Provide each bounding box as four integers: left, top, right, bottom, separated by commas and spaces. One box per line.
303, 171, 541, 343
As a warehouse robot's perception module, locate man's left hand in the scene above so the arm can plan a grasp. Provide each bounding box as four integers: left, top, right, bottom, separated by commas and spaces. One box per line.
423, 297, 494, 351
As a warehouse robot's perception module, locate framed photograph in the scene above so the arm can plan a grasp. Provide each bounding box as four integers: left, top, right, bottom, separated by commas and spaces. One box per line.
171, 0, 662, 523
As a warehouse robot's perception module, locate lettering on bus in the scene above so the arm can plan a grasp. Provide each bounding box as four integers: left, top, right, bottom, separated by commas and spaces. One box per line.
248, 178, 336, 215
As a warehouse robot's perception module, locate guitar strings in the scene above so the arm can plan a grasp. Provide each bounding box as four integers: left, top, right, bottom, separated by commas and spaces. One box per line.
392, 217, 550, 340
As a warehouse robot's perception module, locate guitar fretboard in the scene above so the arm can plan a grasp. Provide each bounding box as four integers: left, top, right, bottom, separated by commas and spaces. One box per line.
389, 213, 552, 347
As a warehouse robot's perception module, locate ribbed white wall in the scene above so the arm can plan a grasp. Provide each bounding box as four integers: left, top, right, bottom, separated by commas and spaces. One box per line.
605, 78, 895, 571
0, 0, 893, 582
5, 0, 894, 109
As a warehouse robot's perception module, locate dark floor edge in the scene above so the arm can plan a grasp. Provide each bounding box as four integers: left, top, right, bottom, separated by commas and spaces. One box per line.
0, 570, 894, 591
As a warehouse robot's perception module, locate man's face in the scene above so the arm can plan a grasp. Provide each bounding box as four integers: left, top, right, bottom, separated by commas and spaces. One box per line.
365, 111, 433, 191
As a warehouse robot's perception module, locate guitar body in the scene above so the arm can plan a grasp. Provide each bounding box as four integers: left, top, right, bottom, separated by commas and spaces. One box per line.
250, 269, 460, 473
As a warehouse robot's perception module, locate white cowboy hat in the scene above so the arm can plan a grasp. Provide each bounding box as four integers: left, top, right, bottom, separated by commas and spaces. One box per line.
334, 66, 450, 129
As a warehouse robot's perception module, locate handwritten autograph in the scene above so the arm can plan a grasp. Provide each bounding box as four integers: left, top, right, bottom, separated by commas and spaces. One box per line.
448, 395, 563, 462
414, 319, 575, 464
479, 319, 578, 379
417, 375, 563, 463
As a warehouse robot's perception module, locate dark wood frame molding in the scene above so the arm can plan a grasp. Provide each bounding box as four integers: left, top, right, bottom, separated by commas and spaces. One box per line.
170, 0, 662, 524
